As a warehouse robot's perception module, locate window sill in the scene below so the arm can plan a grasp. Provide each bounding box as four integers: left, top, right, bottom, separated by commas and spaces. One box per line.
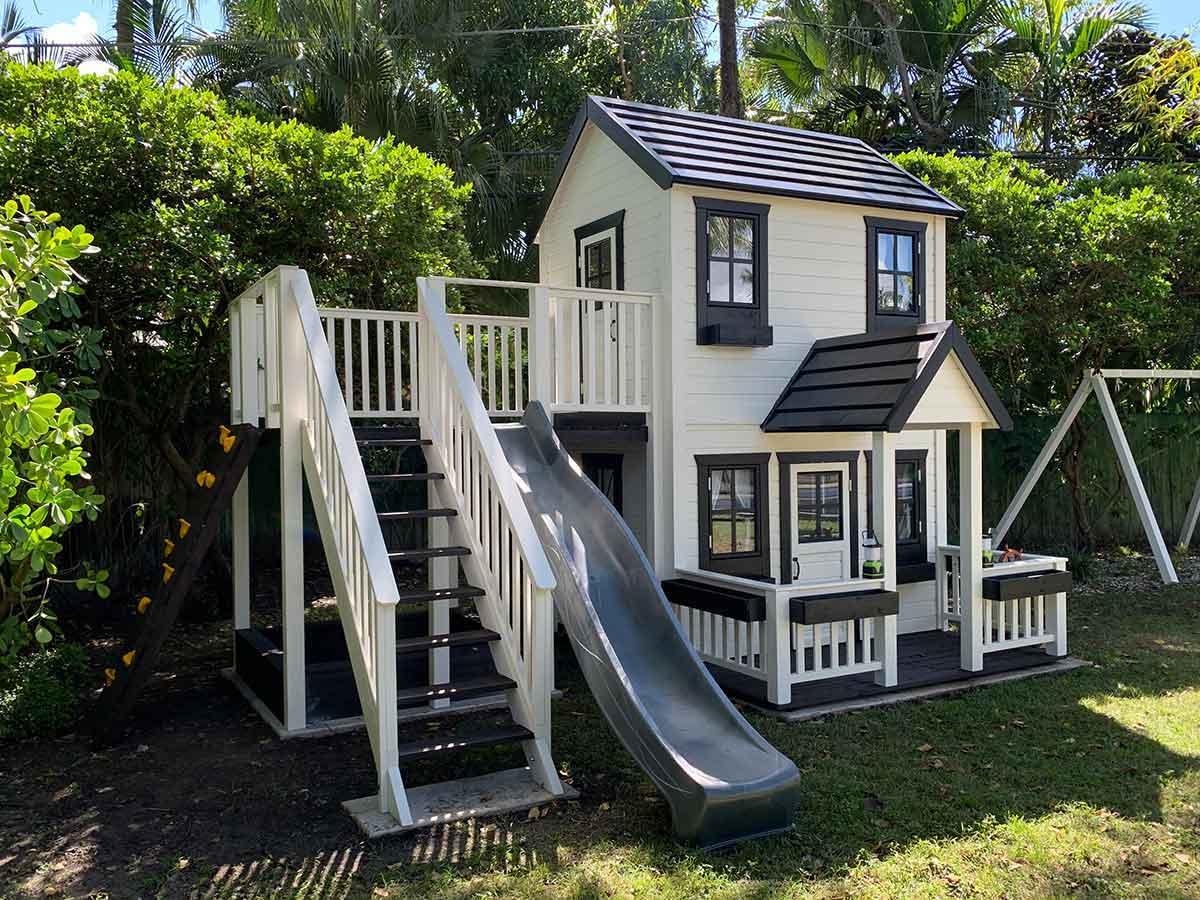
697, 323, 774, 347
896, 562, 936, 585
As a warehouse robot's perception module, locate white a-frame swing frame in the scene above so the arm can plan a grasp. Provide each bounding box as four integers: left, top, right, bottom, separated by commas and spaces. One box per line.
995, 369, 1200, 586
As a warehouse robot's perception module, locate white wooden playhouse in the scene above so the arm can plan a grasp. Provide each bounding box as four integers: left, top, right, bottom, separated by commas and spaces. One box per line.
225, 97, 1073, 843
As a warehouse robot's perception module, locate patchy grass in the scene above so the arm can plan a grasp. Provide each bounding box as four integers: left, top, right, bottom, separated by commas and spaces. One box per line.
3, 581, 1198, 898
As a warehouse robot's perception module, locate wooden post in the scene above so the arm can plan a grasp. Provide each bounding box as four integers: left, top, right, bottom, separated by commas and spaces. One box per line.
1046, 558, 1069, 658
1179, 475, 1200, 551
1091, 374, 1179, 584
762, 587, 791, 705
530, 285, 552, 408
276, 269, 307, 731
959, 422, 984, 672
232, 475, 250, 634
871, 431, 897, 687
994, 376, 1092, 545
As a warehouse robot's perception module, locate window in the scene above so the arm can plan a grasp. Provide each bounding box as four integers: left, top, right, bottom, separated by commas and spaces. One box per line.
795, 471, 843, 542
697, 454, 770, 578
575, 211, 624, 290
866, 217, 927, 331
582, 453, 623, 514
695, 198, 772, 347
866, 449, 928, 565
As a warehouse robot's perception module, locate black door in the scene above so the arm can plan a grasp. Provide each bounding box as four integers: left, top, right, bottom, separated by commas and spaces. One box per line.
582, 453, 623, 515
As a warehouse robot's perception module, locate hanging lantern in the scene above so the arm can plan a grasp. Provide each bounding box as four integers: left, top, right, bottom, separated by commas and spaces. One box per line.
982, 529, 994, 569
862, 531, 883, 580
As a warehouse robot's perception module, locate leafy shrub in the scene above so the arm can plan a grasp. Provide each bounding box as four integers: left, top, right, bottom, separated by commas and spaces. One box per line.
0, 62, 479, 583
0, 197, 105, 660
0, 643, 90, 739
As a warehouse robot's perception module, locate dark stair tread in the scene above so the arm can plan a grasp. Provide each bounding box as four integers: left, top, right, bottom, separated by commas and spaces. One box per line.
397, 673, 517, 706
358, 438, 432, 447
389, 546, 471, 562
397, 585, 487, 604
377, 508, 457, 521
396, 721, 532, 762
395, 628, 500, 654
367, 472, 445, 482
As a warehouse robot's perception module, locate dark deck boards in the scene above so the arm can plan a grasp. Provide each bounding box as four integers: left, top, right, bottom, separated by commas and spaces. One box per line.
709, 629, 1065, 712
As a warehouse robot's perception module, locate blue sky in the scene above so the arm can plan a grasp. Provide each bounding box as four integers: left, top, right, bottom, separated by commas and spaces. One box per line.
20, 0, 1200, 47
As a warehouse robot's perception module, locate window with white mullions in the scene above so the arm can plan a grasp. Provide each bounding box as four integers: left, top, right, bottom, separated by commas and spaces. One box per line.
796, 471, 843, 542
706, 214, 756, 306
876, 231, 916, 314
866, 216, 926, 331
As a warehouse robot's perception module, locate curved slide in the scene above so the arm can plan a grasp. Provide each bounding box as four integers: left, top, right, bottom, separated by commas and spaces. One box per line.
496, 403, 802, 849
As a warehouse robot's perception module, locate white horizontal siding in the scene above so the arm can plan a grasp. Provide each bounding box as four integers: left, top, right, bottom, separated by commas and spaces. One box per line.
909, 353, 996, 426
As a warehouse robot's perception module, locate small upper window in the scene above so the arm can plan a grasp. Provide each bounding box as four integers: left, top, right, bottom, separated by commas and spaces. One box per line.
796, 471, 843, 542
706, 215, 756, 305
866, 217, 927, 331
695, 198, 772, 347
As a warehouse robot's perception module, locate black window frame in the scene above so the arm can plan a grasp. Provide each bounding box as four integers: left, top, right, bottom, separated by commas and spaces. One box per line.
865, 448, 928, 566
866, 216, 927, 332
697, 453, 771, 579
695, 197, 772, 347
575, 210, 625, 291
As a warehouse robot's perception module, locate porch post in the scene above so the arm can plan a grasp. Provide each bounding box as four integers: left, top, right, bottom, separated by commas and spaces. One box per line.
232, 474, 250, 634
530, 285, 553, 407
762, 588, 791, 705
870, 431, 898, 687
959, 422, 984, 672
277, 269, 307, 731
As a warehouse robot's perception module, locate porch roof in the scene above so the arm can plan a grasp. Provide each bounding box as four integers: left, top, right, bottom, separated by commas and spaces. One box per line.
760, 322, 1013, 433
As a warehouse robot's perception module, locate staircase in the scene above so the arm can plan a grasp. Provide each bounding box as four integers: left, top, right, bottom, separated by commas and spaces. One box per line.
231, 267, 568, 835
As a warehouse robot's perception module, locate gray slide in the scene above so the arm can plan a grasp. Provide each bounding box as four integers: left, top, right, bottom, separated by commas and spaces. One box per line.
496, 403, 802, 849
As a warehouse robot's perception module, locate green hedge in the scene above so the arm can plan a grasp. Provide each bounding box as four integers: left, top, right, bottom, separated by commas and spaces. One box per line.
0, 62, 481, 585
0, 644, 90, 740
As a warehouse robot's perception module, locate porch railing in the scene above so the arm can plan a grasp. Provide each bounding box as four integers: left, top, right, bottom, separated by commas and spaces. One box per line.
672, 568, 889, 704
261, 278, 659, 422
937, 545, 1068, 653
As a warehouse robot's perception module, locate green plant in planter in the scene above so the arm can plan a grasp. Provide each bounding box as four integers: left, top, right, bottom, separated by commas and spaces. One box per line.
0, 196, 105, 663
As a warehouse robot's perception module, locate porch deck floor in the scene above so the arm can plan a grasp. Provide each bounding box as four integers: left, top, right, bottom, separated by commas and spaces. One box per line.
708, 629, 1077, 716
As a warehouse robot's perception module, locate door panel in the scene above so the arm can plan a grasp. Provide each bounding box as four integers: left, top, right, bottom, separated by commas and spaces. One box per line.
789, 461, 852, 584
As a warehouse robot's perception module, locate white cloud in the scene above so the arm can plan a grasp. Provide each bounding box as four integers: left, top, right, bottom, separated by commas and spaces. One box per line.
40, 12, 101, 47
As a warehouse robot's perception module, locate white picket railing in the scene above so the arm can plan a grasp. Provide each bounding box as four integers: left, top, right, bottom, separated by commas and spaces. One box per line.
231, 267, 407, 822
416, 276, 564, 796
938, 545, 1068, 653
672, 569, 888, 704
547, 285, 654, 411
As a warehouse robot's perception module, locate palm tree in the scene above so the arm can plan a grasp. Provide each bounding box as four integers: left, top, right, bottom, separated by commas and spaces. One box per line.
1, 1, 33, 49
998, 0, 1150, 151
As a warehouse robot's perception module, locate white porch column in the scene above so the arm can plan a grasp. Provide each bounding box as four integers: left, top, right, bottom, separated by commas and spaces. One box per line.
428, 481, 454, 708
529, 285, 553, 407
277, 271, 307, 731
762, 589, 791, 705
871, 431, 898, 687
958, 422, 984, 672
232, 474, 251, 635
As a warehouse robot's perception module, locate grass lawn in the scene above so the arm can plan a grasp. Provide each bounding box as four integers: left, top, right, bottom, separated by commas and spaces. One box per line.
379, 583, 1200, 899
3, 577, 1198, 898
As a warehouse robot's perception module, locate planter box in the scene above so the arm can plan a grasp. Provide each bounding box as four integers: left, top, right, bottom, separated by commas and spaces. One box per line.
790, 588, 899, 625
981, 569, 1073, 602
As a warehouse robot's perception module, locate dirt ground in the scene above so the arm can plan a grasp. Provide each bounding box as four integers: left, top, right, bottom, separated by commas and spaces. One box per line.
2, 550, 1195, 898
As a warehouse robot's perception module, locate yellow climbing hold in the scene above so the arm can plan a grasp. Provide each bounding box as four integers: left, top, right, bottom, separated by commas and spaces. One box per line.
104, 667, 116, 686
162, 563, 175, 583
137, 596, 152, 614
122, 650, 136, 667
163, 538, 175, 558
218, 425, 237, 453
178, 518, 191, 538
196, 469, 216, 489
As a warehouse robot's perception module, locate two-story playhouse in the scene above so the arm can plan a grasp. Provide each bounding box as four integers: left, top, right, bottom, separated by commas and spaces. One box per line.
225, 97, 1073, 847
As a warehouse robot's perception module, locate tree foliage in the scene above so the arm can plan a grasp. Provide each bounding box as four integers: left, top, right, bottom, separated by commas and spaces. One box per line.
0, 197, 105, 660
0, 61, 478, 589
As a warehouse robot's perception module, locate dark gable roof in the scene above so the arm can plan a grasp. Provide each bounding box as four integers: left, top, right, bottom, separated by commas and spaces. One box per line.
533, 96, 963, 238
760, 322, 1012, 433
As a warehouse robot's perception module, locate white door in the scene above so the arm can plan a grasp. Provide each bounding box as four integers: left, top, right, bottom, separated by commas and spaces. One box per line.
789, 461, 853, 584
577, 229, 619, 403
